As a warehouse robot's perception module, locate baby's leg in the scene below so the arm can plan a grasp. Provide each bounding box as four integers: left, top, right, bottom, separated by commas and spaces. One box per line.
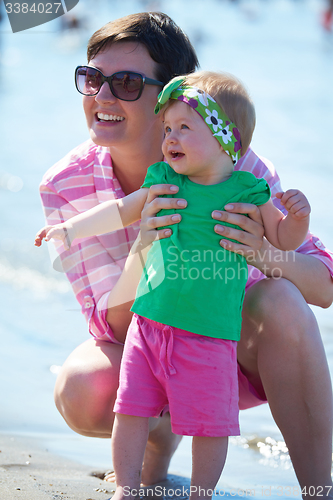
190, 436, 228, 500
112, 413, 150, 500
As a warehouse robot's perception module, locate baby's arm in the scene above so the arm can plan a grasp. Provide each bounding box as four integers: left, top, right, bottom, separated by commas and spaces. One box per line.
35, 188, 149, 250
259, 189, 310, 251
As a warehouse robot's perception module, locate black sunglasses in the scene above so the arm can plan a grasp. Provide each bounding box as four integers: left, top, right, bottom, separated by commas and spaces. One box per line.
75, 66, 164, 101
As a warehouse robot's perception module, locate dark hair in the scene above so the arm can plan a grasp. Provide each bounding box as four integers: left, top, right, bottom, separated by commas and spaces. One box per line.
87, 12, 199, 84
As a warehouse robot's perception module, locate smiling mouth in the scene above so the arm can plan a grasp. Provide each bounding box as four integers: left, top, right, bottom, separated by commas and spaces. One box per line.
97, 113, 125, 122
170, 151, 185, 159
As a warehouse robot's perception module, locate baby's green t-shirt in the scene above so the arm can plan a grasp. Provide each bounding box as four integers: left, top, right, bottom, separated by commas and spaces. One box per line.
131, 162, 270, 340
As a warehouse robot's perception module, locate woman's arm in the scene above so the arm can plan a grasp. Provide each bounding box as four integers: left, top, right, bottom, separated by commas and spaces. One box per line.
212, 204, 333, 308
249, 239, 333, 308
35, 189, 148, 249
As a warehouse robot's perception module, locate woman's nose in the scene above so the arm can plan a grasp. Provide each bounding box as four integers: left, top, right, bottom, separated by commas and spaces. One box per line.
95, 81, 117, 104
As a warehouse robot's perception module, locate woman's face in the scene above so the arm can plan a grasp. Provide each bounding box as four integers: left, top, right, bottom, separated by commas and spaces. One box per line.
83, 42, 163, 150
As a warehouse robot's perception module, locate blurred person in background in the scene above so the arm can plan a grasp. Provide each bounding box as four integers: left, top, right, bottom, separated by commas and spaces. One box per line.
322, 0, 333, 31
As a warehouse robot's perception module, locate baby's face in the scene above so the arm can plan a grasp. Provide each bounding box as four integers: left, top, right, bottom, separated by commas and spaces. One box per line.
162, 101, 225, 184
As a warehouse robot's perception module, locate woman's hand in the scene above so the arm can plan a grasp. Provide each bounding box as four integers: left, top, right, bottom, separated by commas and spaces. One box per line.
140, 184, 187, 247
212, 202, 265, 261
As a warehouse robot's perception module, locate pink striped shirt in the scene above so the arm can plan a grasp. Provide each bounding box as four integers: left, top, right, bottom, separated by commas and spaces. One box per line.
40, 140, 333, 340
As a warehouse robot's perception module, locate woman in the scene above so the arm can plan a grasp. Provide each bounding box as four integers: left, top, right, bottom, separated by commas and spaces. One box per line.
40, 12, 333, 495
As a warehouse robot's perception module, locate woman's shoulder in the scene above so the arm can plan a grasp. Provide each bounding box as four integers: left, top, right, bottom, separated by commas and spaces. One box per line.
41, 139, 107, 187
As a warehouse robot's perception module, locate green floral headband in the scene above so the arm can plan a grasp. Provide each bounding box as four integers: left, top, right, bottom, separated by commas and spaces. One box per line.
155, 76, 242, 165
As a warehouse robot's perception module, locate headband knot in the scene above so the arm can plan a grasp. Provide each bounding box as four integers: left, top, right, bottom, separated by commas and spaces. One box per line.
155, 76, 242, 165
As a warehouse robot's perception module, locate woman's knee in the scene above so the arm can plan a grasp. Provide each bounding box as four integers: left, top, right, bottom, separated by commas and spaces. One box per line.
243, 278, 318, 339
54, 340, 123, 435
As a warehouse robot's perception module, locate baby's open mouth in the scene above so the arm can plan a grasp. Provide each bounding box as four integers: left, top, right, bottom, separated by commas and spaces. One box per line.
171, 151, 184, 159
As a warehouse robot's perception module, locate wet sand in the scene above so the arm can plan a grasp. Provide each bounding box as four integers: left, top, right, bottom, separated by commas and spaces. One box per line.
0, 433, 114, 500
0, 433, 197, 500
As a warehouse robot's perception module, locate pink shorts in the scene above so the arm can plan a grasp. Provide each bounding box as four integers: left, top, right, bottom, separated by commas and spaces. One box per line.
89, 296, 267, 411
114, 315, 240, 437
237, 364, 266, 410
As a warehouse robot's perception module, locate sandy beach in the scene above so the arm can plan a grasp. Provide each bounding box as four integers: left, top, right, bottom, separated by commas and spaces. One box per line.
0, 433, 258, 500
0, 433, 116, 500
0, 434, 198, 500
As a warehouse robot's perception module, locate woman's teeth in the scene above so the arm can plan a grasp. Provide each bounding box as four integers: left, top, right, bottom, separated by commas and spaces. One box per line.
97, 113, 124, 122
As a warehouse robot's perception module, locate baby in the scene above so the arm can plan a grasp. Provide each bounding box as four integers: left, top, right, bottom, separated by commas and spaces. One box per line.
36, 71, 310, 500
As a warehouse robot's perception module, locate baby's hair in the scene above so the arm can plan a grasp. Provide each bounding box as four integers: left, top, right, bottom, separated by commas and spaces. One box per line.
166, 71, 256, 156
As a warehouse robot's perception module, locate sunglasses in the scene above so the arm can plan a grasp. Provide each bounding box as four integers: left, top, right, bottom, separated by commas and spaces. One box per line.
75, 66, 164, 101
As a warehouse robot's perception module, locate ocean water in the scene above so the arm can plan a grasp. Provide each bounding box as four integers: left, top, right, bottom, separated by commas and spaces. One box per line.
0, 0, 333, 496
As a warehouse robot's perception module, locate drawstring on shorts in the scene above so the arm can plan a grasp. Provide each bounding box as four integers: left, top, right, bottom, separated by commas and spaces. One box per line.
159, 325, 177, 378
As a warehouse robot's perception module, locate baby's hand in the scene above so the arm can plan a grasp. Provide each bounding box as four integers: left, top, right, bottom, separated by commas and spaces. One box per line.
35, 224, 71, 250
276, 190, 311, 220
